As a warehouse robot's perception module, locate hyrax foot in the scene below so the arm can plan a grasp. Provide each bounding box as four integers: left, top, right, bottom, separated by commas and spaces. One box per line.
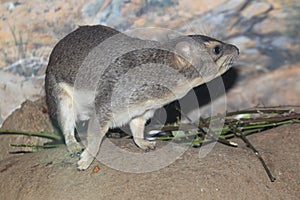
134, 138, 156, 152
66, 141, 83, 157
77, 149, 95, 171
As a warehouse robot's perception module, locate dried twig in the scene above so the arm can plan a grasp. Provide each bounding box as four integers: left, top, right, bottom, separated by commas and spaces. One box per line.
229, 123, 276, 182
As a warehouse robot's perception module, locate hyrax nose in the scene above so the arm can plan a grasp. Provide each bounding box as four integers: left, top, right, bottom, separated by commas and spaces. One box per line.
231, 45, 239, 55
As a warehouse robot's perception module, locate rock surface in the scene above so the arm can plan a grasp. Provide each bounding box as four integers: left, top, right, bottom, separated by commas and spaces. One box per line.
0, 97, 58, 160
0, 71, 44, 125
0, 124, 299, 200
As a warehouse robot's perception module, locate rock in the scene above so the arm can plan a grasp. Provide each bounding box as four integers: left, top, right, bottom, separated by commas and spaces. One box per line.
213, 0, 247, 13
91, 0, 128, 29
198, 64, 300, 118
241, 2, 272, 19
253, 17, 286, 34
0, 123, 299, 199
0, 108, 3, 125
2, 2, 20, 11
270, 36, 296, 50
228, 36, 256, 51
0, 71, 44, 127
81, 0, 104, 18
87, 0, 179, 30
147, 0, 177, 7
0, 97, 59, 160
242, 48, 260, 54
178, 0, 227, 16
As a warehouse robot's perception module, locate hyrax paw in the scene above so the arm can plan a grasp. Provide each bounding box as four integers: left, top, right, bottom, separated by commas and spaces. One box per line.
77, 150, 94, 171
66, 141, 83, 157
134, 138, 156, 152
145, 145, 156, 152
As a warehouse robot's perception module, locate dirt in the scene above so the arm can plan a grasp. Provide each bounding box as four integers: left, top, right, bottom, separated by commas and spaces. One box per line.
0, 119, 299, 199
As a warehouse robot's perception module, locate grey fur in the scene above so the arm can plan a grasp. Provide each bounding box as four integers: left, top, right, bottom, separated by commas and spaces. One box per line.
45, 25, 239, 170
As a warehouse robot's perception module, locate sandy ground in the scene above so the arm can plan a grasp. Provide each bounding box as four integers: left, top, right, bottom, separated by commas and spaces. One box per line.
0, 123, 299, 200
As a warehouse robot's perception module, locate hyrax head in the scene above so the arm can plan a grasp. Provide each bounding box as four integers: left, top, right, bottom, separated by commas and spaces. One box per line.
171, 35, 239, 77
190, 35, 239, 73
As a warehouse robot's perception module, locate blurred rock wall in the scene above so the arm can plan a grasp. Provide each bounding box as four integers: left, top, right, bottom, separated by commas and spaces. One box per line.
0, 0, 299, 126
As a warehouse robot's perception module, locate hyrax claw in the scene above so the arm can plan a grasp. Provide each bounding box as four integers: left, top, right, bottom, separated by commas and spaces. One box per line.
77, 150, 95, 171
134, 138, 156, 151
66, 141, 83, 156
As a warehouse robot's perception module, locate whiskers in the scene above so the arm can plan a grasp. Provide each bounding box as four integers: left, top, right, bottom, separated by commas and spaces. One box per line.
222, 56, 232, 69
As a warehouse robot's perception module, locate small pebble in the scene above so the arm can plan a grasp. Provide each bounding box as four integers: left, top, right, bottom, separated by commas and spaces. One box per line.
93, 166, 100, 173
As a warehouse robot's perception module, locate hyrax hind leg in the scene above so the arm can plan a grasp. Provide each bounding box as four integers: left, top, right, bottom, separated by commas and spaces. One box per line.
58, 83, 82, 155
129, 110, 156, 151
77, 114, 108, 170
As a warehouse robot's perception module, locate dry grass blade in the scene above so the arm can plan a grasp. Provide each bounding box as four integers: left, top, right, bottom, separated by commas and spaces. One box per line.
1, 106, 300, 181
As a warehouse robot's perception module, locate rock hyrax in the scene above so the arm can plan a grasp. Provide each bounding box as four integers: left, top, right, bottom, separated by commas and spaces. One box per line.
45, 25, 239, 170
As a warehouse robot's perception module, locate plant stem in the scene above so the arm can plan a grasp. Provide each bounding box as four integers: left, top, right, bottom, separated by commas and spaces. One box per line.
0, 130, 62, 141
10, 143, 63, 149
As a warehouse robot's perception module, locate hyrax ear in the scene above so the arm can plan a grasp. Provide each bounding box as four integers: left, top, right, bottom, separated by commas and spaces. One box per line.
174, 41, 193, 68
175, 41, 193, 58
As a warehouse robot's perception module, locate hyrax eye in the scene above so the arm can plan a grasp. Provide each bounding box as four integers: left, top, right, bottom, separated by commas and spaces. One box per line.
212, 45, 222, 55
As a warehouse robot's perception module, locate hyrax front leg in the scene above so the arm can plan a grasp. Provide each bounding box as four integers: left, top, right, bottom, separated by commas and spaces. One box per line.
77, 115, 108, 170
129, 111, 156, 151
58, 83, 82, 155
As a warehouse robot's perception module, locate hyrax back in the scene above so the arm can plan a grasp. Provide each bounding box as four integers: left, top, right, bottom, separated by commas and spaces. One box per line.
45, 25, 239, 170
